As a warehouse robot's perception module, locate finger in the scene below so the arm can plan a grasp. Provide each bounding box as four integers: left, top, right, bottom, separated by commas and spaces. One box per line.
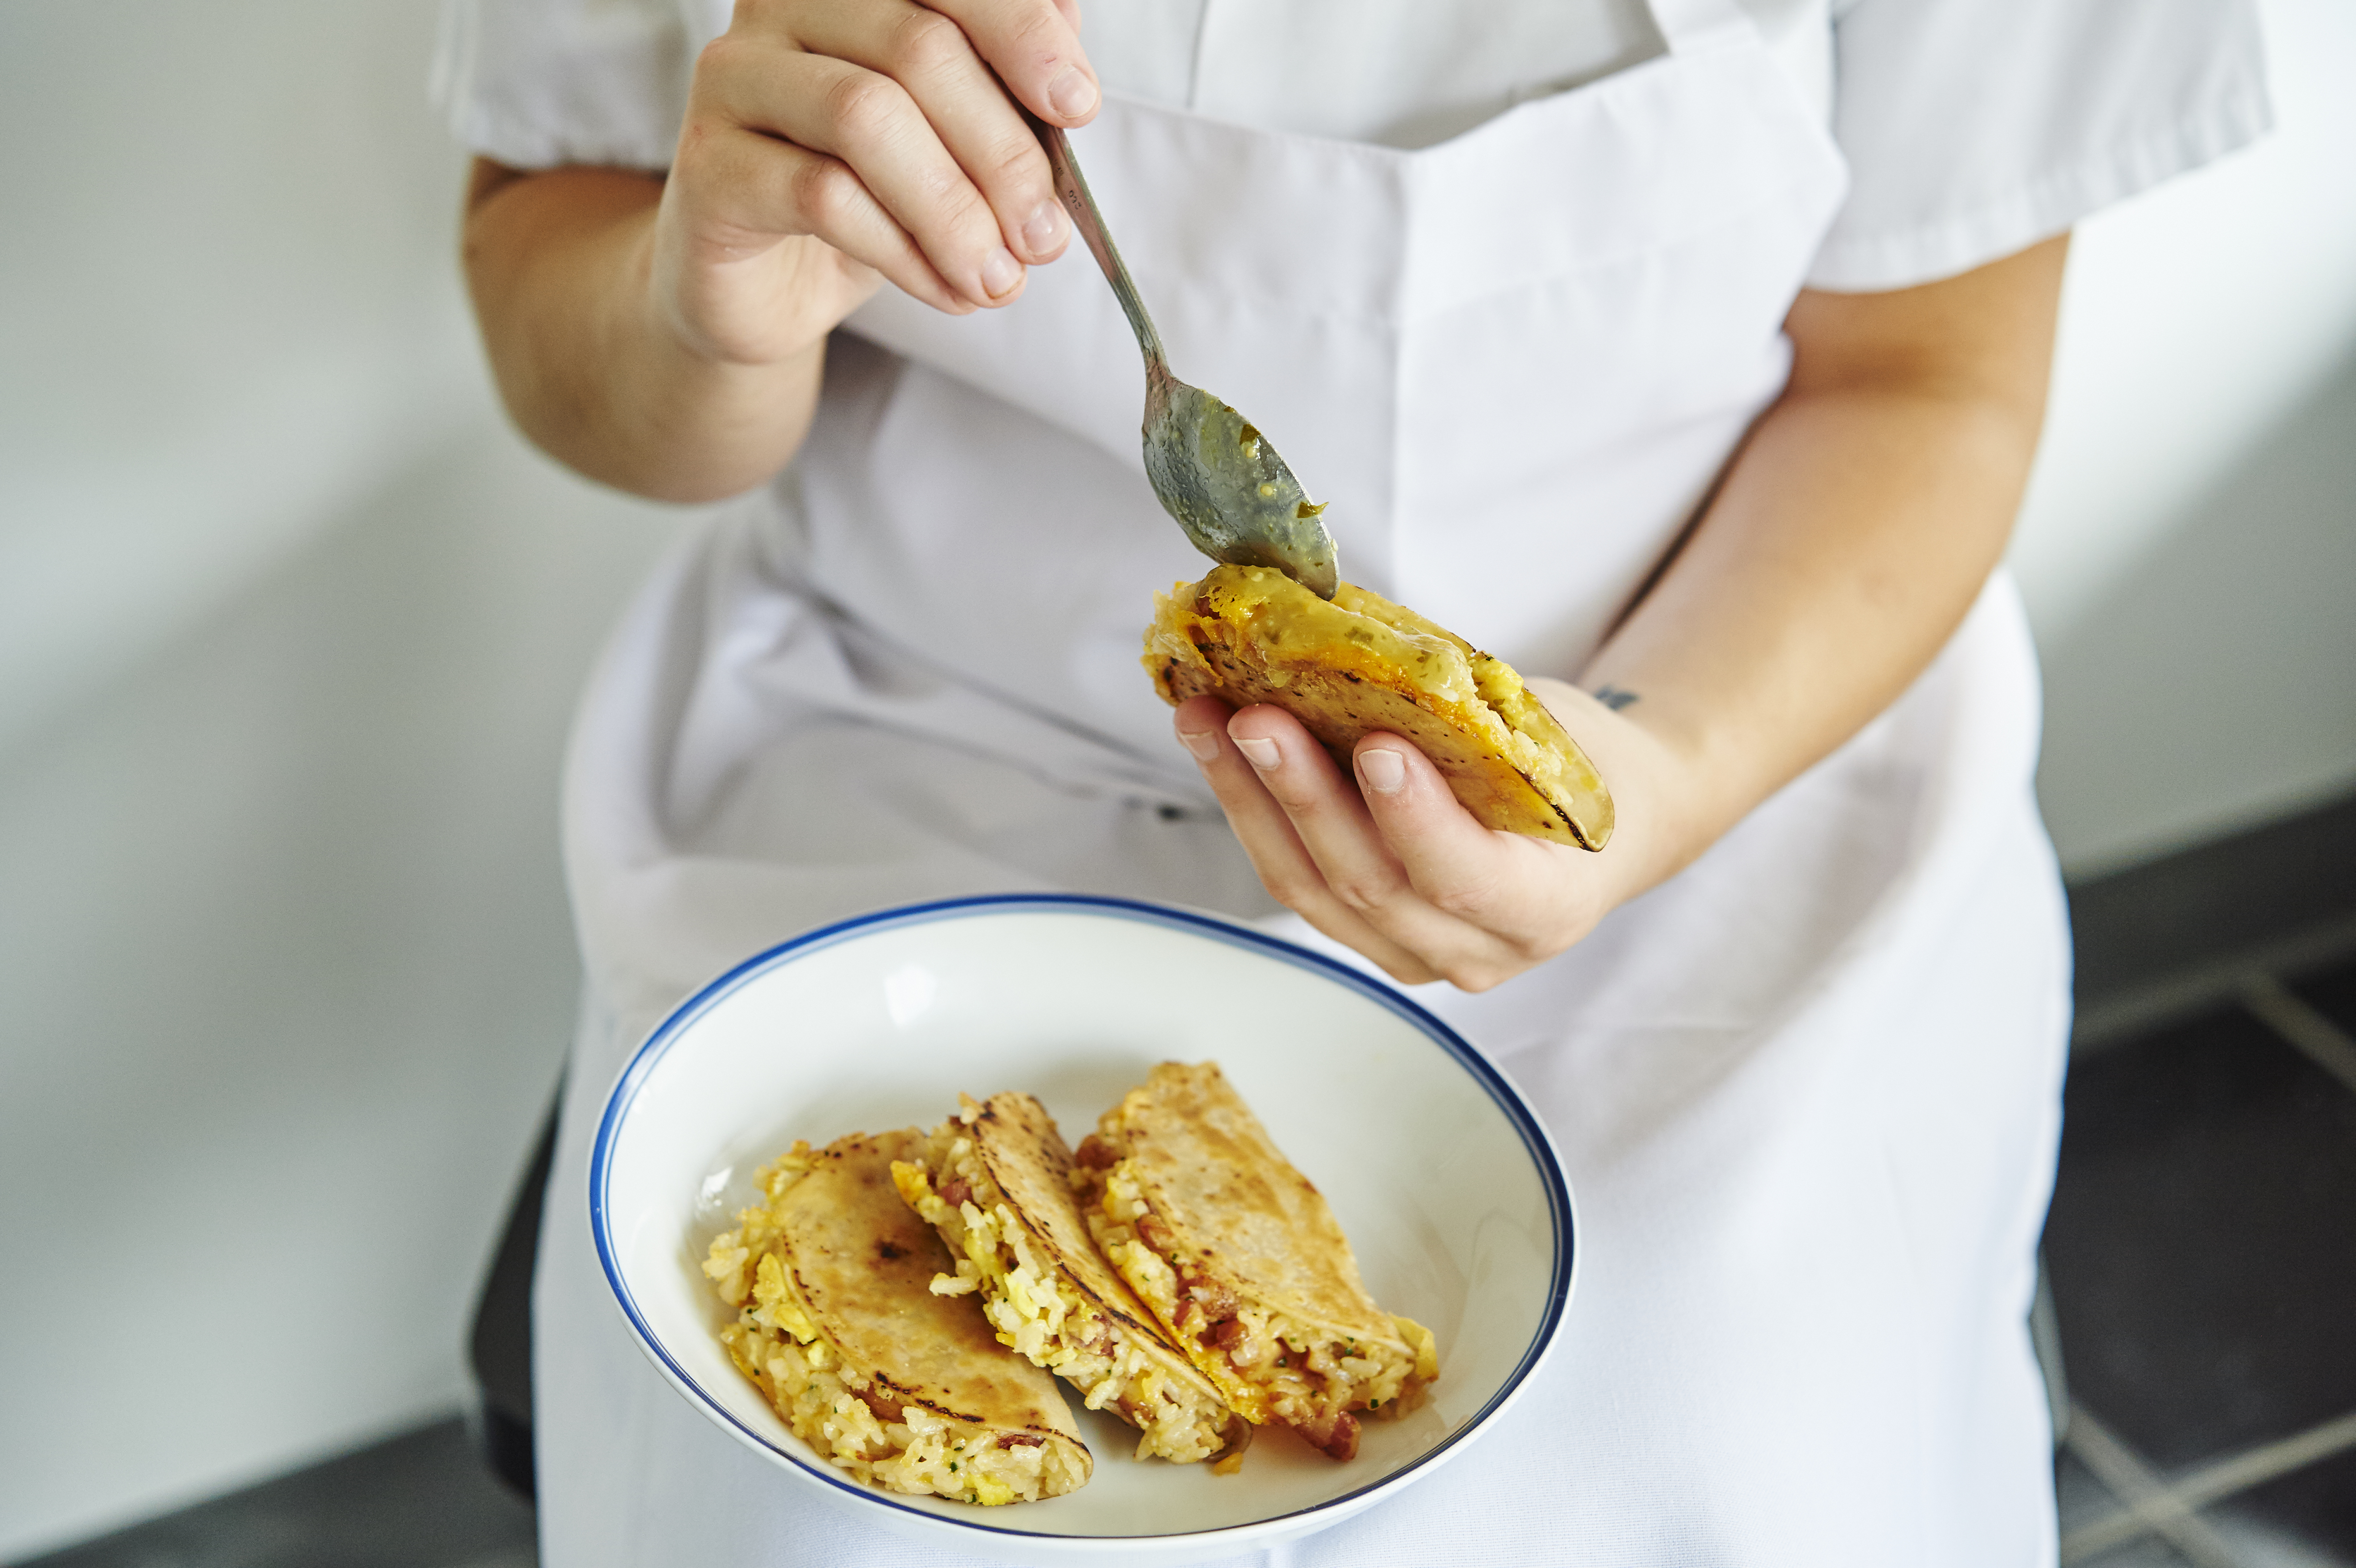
679, 94, 968, 314
788, 0, 1071, 269
929, 0, 1100, 125
1352, 735, 1580, 961
1172, 701, 1442, 987
1222, 708, 1524, 988
705, 41, 1023, 308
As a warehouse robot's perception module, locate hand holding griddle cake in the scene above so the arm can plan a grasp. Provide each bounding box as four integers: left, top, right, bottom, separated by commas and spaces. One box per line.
1148, 566, 1614, 850
1154, 565, 1692, 994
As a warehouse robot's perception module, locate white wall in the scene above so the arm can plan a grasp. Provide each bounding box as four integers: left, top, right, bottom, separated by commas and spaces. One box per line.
0, 432, 682, 1560
1, 0, 481, 752
0, 0, 2349, 1557
0, 2, 690, 1558
2013, 0, 2356, 871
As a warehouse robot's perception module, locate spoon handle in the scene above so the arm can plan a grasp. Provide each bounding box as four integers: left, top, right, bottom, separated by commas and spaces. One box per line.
1027, 113, 1170, 381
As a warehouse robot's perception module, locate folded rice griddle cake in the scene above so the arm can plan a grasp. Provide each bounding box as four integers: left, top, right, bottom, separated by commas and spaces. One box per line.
892, 1094, 1254, 1469
1073, 1062, 1440, 1462
702, 1130, 1091, 1505
1144, 563, 1613, 849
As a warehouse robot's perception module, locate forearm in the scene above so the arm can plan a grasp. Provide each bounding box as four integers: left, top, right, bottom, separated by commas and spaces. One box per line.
461, 160, 827, 502
1578, 380, 2037, 860
1578, 237, 2067, 878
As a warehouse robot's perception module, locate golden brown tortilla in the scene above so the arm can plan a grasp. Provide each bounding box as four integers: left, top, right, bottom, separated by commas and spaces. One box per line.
1144, 564, 1613, 849
1075, 1063, 1438, 1461
706, 1130, 1090, 1502
780, 1132, 1087, 1449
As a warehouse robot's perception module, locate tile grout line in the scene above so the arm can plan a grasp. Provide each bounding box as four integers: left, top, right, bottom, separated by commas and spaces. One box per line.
2239, 972, 2356, 1098
2172, 1407, 2356, 1512
2060, 1403, 2356, 1563
2060, 1405, 2248, 1568
2072, 916, 2356, 1054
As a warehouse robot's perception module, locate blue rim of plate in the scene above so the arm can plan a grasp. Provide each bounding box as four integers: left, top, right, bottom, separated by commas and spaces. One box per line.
589, 892, 1576, 1544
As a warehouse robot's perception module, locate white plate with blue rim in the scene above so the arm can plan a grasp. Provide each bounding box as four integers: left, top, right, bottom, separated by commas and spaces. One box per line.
591, 894, 1575, 1563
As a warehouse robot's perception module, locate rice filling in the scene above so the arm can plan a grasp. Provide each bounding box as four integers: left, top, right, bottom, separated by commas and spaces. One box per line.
893, 1106, 1251, 1469
1069, 1062, 1441, 1462
1077, 1148, 1436, 1460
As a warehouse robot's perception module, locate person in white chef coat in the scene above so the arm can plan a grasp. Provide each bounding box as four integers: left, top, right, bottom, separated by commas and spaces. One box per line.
436, 0, 2266, 1561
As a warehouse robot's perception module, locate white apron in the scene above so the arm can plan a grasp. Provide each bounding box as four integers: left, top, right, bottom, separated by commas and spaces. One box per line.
534, 0, 2074, 1559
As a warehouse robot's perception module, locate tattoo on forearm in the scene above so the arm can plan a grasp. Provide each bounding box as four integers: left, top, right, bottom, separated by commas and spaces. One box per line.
1592, 685, 1640, 711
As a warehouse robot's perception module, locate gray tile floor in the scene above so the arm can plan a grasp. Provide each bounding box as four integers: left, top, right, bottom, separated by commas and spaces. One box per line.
6, 1421, 535, 1568
2045, 965, 2356, 1567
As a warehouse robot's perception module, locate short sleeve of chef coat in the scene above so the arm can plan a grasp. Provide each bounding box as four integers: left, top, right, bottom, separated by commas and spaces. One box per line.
1806, 0, 2272, 291
431, 0, 715, 171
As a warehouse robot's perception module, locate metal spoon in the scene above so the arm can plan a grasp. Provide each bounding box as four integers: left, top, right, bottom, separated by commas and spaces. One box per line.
1028, 115, 1340, 600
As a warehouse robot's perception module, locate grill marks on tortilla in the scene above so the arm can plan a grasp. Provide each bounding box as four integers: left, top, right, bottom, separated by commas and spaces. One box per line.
774, 1133, 1082, 1447
1078, 1063, 1439, 1462
969, 1096, 1179, 1348
1114, 1076, 1392, 1339
702, 1130, 1089, 1504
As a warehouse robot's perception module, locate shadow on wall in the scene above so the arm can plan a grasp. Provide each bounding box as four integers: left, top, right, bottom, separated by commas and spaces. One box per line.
0, 424, 684, 1560
2038, 344, 2356, 877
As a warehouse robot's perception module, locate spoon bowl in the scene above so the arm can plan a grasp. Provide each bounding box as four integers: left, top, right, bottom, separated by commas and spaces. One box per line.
1033, 117, 1340, 599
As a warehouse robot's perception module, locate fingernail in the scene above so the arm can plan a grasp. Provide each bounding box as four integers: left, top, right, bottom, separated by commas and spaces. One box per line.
1234, 735, 1279, 770
1048, 68, 1097, 119
1177, 728, 1219, 762
979, 247, 1022, 299
1021, 199, 1064, 256
1358, 747, 1405, 795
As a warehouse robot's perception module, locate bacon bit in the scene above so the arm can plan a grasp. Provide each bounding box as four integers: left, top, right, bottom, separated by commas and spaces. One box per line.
1135, 1211, 1175, 1253
996, 1433, 1045, 1449
1173, 1297, 1198, 1328
1209, 1317, 1246, 1350
1186, 1275, 1239, 1319
1074, 1134, 1117, 1170
857, 1388, 904, 1424
1318, 1413, 1360, 1462
938, 1177, 971, 1208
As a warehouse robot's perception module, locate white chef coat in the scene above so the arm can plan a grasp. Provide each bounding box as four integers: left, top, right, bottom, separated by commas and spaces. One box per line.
433, 2, 2267, 1563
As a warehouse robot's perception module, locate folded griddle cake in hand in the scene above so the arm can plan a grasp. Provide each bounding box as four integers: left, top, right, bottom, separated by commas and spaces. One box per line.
702, 1130, 1091, 1505
1073, 1062, 1439, 1462
892, 1094, 1254, 1468
1145, 564, 1613, 849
